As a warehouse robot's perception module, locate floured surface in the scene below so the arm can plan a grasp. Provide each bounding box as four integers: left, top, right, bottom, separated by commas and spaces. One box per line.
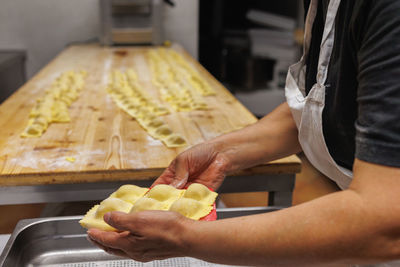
0, 44, 300, 186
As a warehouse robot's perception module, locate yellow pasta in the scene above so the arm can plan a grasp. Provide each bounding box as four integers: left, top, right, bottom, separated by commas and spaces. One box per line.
110, 184, 148, 204
130, 197, 166, 212
146, 49, 211, 112
145, 184, 184, 209
21, 70, 87, 137
79, 197, 133, 231
80, 183, 218, 231
183, 183, 218, 206
107, 69, 187, 148
169, 197, 213, 220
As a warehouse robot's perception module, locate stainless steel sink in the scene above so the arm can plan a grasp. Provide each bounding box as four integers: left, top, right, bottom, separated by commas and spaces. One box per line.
0, 207, 279, 267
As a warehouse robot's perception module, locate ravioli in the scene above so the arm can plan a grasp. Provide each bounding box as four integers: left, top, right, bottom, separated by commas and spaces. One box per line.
80, 183, 218, 231
183, 183, 218, 206
109, 184, 148, 204
141, 117, 164, 129
96, 197, 133, 218
145, 184, 184, 209
165, 49, 215, 96
164, 134, 187, 148
79, 197, 133, 231
79, 205, 112, 230
153, 125, 173, 138
107, 69, 187, 148
21, 70, 87, 137
169, 197, 213, 220
130, 197, 166, 212
146, 48, 213, 112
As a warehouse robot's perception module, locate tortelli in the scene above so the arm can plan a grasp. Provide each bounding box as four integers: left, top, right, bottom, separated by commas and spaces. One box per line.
79, 183, 218, 231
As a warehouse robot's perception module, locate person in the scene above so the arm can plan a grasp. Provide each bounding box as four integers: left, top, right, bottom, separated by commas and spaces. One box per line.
88, 0, 400, 265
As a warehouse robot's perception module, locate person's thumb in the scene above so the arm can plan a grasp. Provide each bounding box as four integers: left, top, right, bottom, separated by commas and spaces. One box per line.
170, 158, 188, 188
104, 211, 132, 232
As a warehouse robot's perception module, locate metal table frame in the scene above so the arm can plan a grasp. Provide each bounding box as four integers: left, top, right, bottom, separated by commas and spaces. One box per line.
0, 173, 295, 207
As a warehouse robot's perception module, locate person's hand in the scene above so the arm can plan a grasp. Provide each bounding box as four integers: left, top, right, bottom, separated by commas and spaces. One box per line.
153, 142, 230, 190
87, 210, 193, 262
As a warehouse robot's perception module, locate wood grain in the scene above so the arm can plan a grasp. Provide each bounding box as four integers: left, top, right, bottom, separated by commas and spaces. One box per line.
0, 44, 301, 186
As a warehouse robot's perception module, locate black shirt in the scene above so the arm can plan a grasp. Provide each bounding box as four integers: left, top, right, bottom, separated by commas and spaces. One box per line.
304, 0, 400, 170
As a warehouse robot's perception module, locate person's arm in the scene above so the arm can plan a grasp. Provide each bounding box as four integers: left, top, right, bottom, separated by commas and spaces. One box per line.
181, 159, 400, 266
88, 159, 400, 266
153, 102, 302, 189
210, 102, 302, 173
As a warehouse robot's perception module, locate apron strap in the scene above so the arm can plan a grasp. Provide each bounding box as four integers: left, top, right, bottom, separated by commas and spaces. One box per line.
302, 0, 319, 61
298, 0, 319, 96
316, 0, 342, 86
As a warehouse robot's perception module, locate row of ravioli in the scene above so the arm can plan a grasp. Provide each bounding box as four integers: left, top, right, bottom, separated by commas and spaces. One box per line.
160, 48, 215, 96
20, 49, 214, 141
111, 69, 169, 116
146, 48, 212, 112
107, 69, 187, 148
79, 183, 218, 231
21, 70, 87, 137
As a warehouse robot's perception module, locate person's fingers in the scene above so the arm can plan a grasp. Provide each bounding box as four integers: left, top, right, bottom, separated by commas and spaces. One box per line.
152, 160, 177, 187
102, 211, 138, 233
170, 178, 186, 188
87, 228, 131, 250
88, 229, 166, 262
171, 157, 188, 188
87, 236, 128, 258
152, 170, 172, 187
151, 178, 166, 187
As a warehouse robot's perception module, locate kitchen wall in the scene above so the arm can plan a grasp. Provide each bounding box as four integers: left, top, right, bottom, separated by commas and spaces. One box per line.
0, 0, 199, 78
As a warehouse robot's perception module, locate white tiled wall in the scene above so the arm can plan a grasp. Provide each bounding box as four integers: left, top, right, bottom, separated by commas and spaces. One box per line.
0, 0, 198, 78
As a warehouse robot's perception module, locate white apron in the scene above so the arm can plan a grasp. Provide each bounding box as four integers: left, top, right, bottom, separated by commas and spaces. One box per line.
285, 0, 352, 190
285, 0, 400, 266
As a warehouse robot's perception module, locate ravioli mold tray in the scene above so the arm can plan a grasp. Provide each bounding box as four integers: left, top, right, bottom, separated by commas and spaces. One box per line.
0, 207, 279, 267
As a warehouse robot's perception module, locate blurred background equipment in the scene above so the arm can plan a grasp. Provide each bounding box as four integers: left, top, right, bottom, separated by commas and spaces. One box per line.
100, 0, 165, 45
199, 0, 303, 117
0, 50, 26, 104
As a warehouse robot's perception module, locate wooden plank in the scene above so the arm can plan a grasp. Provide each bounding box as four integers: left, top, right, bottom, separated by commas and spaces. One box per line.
0, 44, 301, 186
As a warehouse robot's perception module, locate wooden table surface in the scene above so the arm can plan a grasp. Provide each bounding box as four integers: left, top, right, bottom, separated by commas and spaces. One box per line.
0, 44, 300, 187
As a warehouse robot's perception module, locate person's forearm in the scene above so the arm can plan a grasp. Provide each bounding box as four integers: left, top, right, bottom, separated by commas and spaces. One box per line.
180, 160, 400, 266
208, 102, 301, 173
182, 191, 397, 266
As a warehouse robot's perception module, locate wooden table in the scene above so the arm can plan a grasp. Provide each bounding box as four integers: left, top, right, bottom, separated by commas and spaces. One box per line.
0, 44, 301, 206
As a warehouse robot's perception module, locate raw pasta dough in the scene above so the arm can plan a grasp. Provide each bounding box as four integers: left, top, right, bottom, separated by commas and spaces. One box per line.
21, 70, 87, 137
79, 197, 133, 231
146, 48, 213, 112
142, 184, 184, 209
79, 183, 218, 231
169, 197, 213, 220
107, 69, 187, 148
183, 183, 219, 206
109, 184, 148, 204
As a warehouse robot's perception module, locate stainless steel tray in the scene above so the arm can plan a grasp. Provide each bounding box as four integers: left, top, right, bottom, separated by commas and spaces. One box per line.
0, 207, 279, 267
